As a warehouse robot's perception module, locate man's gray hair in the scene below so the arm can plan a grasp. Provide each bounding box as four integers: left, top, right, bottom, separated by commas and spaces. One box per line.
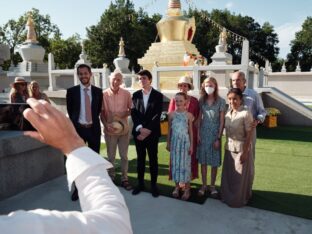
233, 70, 246, 81
109, 69, 123, 80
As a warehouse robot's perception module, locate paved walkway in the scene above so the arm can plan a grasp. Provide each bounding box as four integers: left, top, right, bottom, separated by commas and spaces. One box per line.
0, 175, 311, 234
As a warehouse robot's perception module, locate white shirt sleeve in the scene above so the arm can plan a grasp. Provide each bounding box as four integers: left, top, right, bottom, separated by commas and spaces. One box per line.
0, 147, 133, 234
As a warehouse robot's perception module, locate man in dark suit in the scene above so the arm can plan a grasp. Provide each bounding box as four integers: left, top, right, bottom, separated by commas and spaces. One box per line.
131, 70, 163, 197
66, 63, 103, 200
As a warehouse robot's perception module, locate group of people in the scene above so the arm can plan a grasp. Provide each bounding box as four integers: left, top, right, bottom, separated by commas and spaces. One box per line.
8, 64, 265, 208
0, 65, 266, 233
66, 63, 266, 208
166, 71, 266, 207
9, 77, 50, 104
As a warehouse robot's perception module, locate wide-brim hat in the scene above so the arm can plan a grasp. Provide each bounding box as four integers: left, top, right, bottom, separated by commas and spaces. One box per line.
11, 77, 28, 87
111, 120, 125, 134
177, 75, 194, 90
112, 115, 130, 135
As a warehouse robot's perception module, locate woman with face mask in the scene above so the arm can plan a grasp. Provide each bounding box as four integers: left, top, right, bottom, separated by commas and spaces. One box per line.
197, 77, 226, 198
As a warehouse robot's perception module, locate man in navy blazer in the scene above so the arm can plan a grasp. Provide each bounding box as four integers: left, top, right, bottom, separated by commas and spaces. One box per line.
66, 64, 103, 201
66, 64, 103, 153
131, 70, 163, 197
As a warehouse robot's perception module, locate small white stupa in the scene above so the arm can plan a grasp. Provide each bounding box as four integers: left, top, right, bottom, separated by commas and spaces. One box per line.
7, 13, 48, 87
113, 37, 130, 73
210, 28, 233, 65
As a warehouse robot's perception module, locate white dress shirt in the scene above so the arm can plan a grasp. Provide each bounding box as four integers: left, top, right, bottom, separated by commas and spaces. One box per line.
0, 147, 133, 234
135, 88, 152, 132
79, 84, 93, 124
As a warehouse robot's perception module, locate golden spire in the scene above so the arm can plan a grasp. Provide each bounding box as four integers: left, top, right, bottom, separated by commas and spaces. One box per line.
25, 12, 38, 43
167, 0, 182, 16
118, 37, 126, 57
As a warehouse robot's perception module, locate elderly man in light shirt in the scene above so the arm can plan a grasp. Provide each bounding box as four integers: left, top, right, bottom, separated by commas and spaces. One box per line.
0, 98, 132, 234
101, 70, 132, 191
231, 70, 267, 160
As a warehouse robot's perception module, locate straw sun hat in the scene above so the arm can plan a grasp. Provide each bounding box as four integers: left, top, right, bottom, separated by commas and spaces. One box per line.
11, 77, 28, 87
177, 76, 194, 90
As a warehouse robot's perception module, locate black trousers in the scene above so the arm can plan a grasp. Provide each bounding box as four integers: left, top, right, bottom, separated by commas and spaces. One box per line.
76, 126, 101, 153
134, 135, 159, 187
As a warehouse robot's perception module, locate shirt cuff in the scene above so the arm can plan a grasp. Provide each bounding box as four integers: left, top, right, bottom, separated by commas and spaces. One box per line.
135, 124, 143, 132
66, 146, 112, 191
257, 114, 265, 123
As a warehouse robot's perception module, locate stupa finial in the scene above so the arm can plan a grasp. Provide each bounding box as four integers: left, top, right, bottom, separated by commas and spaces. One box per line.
118, 37, 126, 57
167, 0, 182, 16
25, 12, 38, 43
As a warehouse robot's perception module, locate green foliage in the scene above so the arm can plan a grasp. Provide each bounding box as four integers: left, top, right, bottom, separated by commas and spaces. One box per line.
85, 0, 161, 70
49, 34, 82, 69
187, 9, 279, 67
0, 8, 61, 69
286, 17, 312, 71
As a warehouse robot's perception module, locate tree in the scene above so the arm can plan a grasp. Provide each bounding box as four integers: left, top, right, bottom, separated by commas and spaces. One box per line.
186, 9, 280, 68
49, 34, 82, 69
286, 17, 312, 71
0, 8, 60, 69
85, 0, 161, 70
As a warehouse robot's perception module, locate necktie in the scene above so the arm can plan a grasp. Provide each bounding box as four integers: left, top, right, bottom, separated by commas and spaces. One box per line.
84, 88, 92, 123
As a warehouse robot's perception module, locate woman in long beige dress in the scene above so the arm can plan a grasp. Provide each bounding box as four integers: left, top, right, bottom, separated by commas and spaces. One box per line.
221, 88, 254, 207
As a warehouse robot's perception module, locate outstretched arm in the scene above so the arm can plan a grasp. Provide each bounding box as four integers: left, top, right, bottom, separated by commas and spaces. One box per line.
0, 98, 132, 234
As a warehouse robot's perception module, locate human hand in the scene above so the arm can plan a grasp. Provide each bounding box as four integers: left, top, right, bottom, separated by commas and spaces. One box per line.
136, 133, 147, 141
106, 123, 116, 133
23, 98, 85, 155
213, 139, 220, 150
240, 151, 248, 164
166, 144, 170, 152
140, 128, 151, 137
197, 135, 201, 144
189, 146, 193, 156
251, 119, 259, 128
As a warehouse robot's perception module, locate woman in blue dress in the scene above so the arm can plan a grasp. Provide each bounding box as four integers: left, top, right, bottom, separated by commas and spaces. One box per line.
197, 77, 226, 197
166, 92, 194, 201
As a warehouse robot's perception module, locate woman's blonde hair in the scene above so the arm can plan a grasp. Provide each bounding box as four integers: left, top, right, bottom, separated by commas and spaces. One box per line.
28, 80, 39, 98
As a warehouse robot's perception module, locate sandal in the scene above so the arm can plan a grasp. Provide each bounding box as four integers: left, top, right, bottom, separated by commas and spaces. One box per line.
209, 186, 218, 198
181, 188, 191, 201
197, 186, 208, 197
121, 180, 132, 191
172, 187, 180, 198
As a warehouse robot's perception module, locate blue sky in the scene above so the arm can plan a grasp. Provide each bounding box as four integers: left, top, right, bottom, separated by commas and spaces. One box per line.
0, 0, 311, 59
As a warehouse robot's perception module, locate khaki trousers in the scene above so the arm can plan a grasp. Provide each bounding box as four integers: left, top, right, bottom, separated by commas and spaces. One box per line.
105, 133, 129, 181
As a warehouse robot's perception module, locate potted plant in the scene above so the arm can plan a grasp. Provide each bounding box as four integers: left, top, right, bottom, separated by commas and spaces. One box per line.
160, 111, 169, 135
264, 107, 281, 128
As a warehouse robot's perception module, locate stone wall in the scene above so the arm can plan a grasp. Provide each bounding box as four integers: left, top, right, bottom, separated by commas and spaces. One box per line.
266, 72, 312, 99
0, 131, 64, 200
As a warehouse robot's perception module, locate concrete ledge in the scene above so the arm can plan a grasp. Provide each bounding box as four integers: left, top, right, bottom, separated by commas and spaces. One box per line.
0, 131, 64, 200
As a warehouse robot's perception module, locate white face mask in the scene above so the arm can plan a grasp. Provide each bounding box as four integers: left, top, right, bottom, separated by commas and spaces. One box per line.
205, 86, 215, 95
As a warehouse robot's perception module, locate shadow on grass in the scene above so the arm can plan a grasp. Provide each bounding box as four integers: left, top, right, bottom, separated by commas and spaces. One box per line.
249, 190, 312, 220
112, 157, 312, 219
257, 125, 312, 142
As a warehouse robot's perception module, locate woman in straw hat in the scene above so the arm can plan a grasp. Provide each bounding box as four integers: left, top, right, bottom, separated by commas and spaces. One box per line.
168, 75, 199, 181
29, 81, 50, 103
10, 77, 29, 103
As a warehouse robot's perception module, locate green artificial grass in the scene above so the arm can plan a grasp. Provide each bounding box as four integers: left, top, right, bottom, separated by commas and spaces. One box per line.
101, 126, 312, 219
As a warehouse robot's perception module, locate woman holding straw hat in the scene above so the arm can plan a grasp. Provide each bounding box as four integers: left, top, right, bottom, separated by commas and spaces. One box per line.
168, 75, 199, 181
10, 77, 29, 103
